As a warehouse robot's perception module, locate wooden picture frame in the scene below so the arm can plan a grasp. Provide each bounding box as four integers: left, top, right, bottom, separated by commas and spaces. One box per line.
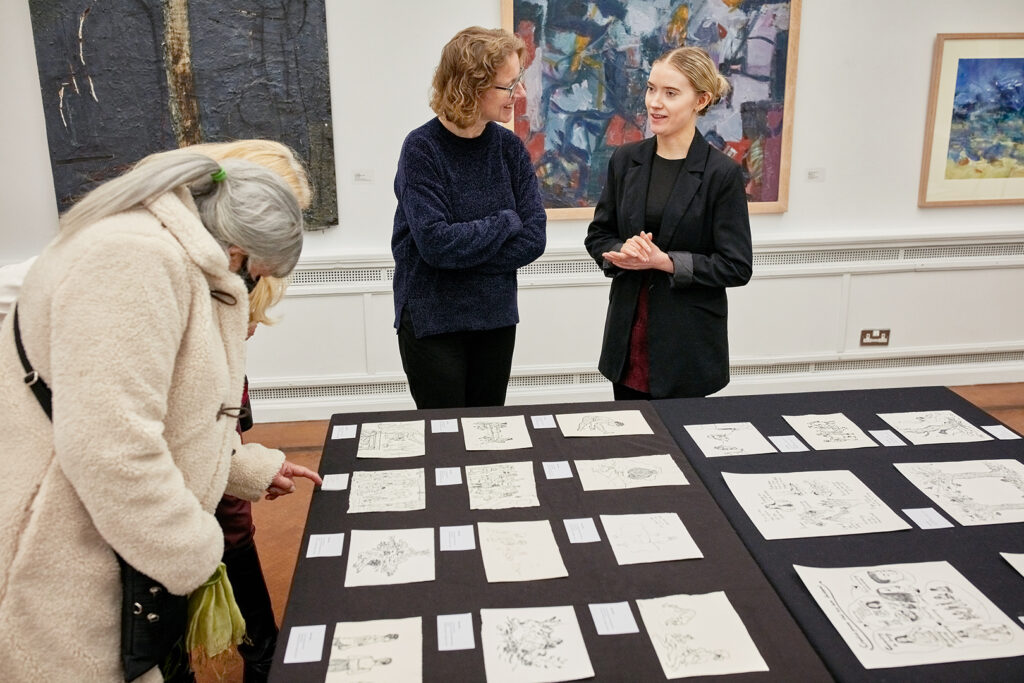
919, 33, 1024, 208
502, 0, 802, 220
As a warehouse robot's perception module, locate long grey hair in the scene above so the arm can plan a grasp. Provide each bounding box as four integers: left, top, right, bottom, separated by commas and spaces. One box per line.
57, 150, 304, 277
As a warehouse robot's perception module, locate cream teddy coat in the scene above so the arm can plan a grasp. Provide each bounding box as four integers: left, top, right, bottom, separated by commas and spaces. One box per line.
0, 189, 285, 682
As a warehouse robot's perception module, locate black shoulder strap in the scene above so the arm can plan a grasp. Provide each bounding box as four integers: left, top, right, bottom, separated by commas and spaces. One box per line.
12, 306, 53, 421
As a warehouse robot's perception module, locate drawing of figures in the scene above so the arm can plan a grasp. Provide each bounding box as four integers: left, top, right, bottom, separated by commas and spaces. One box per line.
783, 414, 878, 450
796, 561, 1024, 669
477, 521, 568, 583
333, 633, 399, 649
473, 420, 514, 444
498, 616, 565, 669
878, 411, 992, 445
356, 420, 425, 458
576, 414, 625, 434
556, 409, 653, 437
465, 461, 539, 510
806, 419, 863, 443
343, 528, 434, 588
481, 606, 594, 682
895, 459, 1024, 526
575, 454, 688, 491
600, 513, 703, 565
636, 592, 768, 678
347, 468, 425, 513
352, 536, 430, 577
461, 415, 533, 451
327, 655, 393, 674
684, 422, 777, 457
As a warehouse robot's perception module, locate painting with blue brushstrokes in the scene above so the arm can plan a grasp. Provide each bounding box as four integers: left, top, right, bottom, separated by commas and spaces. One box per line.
920, 33, 1024, 207
505, 0, 802, 216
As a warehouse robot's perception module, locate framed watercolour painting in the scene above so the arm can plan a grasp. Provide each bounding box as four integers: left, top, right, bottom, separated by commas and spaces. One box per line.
919, 33, 1024, 207
502, 0, 802, 219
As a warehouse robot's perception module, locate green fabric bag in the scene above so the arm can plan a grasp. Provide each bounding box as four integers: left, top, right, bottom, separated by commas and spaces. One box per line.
186, 562, 247, 659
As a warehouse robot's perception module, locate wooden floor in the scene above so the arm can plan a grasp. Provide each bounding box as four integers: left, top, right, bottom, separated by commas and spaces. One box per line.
194, 382, 1024, 681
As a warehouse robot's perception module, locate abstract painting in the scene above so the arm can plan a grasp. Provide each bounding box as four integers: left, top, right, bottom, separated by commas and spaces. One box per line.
919, 33, 1024, 207
503, 0, 802, 217
28, 0, 337, 228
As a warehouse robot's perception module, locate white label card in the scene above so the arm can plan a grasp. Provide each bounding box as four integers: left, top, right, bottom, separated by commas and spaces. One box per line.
982, 424, 1021, 440
431, 419, 459, 433
320, 473, 349, 491
589, 602, 639, 635
903, 507, 954, 529
869, 429, 907, 447
768, 435, 808, 452
543, 460, 573, 479
531, 414, 557, 429
434, 467, 462, 486
563, 517, 601, 544
283, 624, 326, 663
331, 424, 357, 440
440, 525, 476, 551
306, 533, 346, 558
437, 613, 475, 651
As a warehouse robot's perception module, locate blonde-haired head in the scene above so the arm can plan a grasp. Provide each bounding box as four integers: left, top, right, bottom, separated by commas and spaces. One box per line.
430, 27, 525, 129
655, 47, 731, 116
189, 139, 313, 210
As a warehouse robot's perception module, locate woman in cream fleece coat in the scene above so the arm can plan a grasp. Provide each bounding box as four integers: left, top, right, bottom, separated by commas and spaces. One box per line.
0, 149, 318, 681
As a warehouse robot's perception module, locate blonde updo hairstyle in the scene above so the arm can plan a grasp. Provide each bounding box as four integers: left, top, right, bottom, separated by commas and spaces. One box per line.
655, 47, 731, 116
430, 27, 526, 129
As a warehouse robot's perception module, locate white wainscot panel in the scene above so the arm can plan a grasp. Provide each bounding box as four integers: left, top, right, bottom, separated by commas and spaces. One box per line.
366, 291, 404, 375
846, 268, 1024, 351
513, 284, 608, 368
246, 294, 368, 379
728, 275, 846, 358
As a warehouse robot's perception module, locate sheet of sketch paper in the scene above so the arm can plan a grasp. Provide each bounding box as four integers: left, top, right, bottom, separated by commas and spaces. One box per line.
465, 461, 540, 510
461, 415, 533, 451
344, 528, 435, 588
877, 410, 994, 445
636, 591, 769, 678
326, 616, 422, 683
722, 470, 911, 540
555, 409, 654, 437
480, 605, 594, 683
573, 454, 688, 491
795, 561, 1024, 669
356, 420, 426, 458
782, 413, 879, 450
347, 468, 426, 513
1001, 552, 1024, 579
894, 459, 1024, 526
683, 422, 777, 457
477, 520, 568, 583
599, 513, 703, 565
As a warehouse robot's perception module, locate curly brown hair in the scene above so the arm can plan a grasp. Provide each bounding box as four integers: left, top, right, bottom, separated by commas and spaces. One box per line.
430, 27, 526, 129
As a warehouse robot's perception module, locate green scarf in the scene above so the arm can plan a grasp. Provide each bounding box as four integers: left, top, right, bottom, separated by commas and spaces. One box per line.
186, 562, 247, 659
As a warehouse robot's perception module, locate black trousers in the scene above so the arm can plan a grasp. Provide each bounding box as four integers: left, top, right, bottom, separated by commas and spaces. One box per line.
397, 310, 516, 409
613, 382, 653, 401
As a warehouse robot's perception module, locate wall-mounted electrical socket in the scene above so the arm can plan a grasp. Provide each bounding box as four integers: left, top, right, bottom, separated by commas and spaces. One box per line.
860, 329, 890, 346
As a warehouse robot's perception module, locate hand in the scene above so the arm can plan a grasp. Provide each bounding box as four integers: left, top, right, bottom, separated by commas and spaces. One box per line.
602, 232, 673, 272
265, 460, 323, 500
246, 322, 258, 340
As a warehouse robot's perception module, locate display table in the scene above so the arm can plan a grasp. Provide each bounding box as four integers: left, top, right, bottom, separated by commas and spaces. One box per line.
270, 400, 829, 682
655, 386, 1024, 683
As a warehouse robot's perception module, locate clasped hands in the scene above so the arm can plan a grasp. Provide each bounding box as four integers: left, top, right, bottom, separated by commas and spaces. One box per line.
602, 232, 673, 273
266, 459, 323, 500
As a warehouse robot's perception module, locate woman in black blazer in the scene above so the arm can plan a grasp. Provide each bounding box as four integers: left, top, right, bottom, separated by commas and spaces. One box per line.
585, 47, 752, 399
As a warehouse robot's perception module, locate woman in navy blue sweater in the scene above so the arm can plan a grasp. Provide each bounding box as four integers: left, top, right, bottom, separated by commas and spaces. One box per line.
392, 26, 547, 408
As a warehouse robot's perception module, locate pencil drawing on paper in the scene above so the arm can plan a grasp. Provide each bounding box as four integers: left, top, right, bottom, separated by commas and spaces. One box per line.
895, 459, 1024, 525
498, 616, 565, 670
878, 410, 992, 445
357, 421, 425, 458
575, 454, 688, 491
465, 461, 539, 510
351, 536, 430, 577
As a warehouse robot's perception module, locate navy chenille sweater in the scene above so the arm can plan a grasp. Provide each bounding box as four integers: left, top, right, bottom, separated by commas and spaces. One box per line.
392, 118, 547, 338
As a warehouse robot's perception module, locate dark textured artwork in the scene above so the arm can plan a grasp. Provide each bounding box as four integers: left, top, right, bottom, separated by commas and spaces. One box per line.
28, 1, 337, 229
511, 0, 796, 212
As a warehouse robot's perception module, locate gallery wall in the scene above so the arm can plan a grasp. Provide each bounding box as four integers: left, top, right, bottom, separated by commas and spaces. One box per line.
2, 1, 1023, 419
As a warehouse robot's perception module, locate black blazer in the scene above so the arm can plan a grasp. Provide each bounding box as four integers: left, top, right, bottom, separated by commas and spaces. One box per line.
584, 130, 752, 398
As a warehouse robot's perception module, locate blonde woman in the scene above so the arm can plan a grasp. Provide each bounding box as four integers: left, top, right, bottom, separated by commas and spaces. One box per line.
392, 26, 547, 409
585, 47, 752, 399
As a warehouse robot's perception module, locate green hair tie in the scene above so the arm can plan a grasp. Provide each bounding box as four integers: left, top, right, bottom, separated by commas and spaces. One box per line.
210, 168, 227, 183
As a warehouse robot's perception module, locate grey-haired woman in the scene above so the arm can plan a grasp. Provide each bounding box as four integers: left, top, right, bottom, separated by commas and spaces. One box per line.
0, 147, 320, 682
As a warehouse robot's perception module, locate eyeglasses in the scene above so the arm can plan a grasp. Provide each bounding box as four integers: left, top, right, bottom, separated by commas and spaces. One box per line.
493, 69, 526, 101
